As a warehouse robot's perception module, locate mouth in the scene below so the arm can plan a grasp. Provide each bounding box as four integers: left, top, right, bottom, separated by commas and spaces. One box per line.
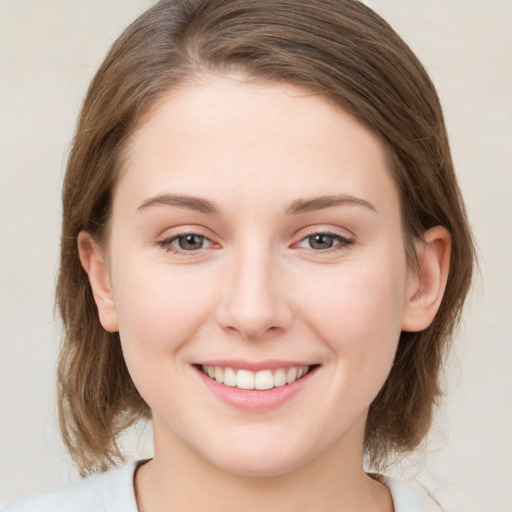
199, 364, 315, 391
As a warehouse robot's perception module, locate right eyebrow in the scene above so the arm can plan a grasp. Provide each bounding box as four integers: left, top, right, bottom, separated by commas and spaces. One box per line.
137, 194, 220, 215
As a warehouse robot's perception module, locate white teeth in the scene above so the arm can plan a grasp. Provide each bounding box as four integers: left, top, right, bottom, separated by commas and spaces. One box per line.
286, 367, 297, 384
224, 367, 236, 387
254, 370, 273, 390
201, 365, 312, 390
236, 369, 255, 390
214, 366, 224, 383
273, 368, 287, 387
297, 366, 309, 378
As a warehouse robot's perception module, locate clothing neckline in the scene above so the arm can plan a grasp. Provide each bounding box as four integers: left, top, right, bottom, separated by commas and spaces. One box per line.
126, 461, 424, 512
3, 461, 425, 512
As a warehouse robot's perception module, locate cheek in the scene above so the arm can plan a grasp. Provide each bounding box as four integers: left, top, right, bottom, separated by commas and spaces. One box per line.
110, 261, 219, 411
111, 259, 215, 360
297, 258, 407, 377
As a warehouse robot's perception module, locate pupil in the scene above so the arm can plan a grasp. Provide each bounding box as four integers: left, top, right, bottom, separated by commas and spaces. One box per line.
310, 234, 333, 250
179, 234, 203, 250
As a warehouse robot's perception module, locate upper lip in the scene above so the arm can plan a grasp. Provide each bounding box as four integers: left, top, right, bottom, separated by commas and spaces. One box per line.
195, 360, 317, 372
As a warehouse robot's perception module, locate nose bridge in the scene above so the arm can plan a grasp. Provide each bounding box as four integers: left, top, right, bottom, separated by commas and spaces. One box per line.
216, 237, 292, 339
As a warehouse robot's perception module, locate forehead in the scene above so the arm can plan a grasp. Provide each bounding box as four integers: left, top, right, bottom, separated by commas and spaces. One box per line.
118, 76, 398, 219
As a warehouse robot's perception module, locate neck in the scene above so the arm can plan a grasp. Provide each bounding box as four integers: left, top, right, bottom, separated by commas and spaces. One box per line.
135, 421, 393, 512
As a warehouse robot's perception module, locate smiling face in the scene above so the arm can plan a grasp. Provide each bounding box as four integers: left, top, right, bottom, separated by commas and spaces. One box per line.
82, 76, 421, 477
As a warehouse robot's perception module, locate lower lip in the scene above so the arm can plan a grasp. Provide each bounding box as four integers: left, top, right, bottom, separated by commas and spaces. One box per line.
194, 366, 317, 411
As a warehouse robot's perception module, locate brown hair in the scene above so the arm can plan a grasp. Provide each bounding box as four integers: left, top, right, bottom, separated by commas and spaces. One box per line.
57, 0, 475, 475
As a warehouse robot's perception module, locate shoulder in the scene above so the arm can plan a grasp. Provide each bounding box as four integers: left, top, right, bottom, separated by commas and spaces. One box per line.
2, 462, 139, 512
372, 474, 426, 512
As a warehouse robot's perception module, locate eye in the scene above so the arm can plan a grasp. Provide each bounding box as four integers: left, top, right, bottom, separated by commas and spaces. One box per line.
296, 231, 353, 252
307, 233, 337, 250
176, 234, 206, 250
157, 233, 213, 253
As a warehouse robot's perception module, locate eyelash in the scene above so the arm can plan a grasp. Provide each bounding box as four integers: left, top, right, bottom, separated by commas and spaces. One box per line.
295, 230, 354, 254
157, 232, 214, 255
156, 230, 354, 256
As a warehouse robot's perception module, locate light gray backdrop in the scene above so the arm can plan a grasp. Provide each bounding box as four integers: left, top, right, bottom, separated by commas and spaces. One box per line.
1, 1, 511, 510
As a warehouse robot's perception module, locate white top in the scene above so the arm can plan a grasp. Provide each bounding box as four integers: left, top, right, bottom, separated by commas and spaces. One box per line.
3, 462, 425, 512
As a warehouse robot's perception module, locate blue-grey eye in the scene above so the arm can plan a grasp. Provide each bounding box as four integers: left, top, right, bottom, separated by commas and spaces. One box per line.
177, 234, 205, 250
307, 233, 336, 250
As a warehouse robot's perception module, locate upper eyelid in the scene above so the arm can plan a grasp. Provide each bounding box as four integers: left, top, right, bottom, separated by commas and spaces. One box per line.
298, 232, 352, 242
292, 227, 356, 253
157, 225, 216, 240
155, 225, 356, 246
295, 225, 356, 241
157, 233, 215, 255
294, 232, 353, 250
159, 233, 215, 247
155, 226, 216, 252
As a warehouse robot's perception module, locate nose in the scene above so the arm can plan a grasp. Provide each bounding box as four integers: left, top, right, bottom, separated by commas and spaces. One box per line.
215, 245, 293, 340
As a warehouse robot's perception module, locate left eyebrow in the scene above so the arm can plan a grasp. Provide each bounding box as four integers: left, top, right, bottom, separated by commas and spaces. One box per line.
284, 195, 378, 215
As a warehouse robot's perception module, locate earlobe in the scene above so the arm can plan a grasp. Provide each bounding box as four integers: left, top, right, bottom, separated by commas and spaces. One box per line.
401, 226, 451, 332
77, 231, 119, 333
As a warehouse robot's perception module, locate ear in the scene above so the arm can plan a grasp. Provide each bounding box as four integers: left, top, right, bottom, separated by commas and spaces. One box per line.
401, 226, 451, 332
77, 231, 119, 332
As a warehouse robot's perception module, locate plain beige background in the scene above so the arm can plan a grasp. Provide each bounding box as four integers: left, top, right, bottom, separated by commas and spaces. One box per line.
0, 1, 511, 510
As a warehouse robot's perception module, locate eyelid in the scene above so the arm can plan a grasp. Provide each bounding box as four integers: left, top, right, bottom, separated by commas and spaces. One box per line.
154, 225, 355, 256
155, 226, 220, 254
295, 225, 356, 242
157, 224, 215, 240
292, 226, 356, 254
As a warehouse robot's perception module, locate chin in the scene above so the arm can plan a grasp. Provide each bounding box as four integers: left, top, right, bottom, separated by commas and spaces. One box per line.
213, 453, 306, 478
198, 435, 316, 478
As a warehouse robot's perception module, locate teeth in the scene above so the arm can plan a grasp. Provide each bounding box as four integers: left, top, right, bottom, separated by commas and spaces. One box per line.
224, 367, 236, 387
201, 365, 311, 390
254, 370, 273, 390
286, 367, 297, 384
214, 366, 224, 384
273, 368, 287, 387
236, 369, 254, 390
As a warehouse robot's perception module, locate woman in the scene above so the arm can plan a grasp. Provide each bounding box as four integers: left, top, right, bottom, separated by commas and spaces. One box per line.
4, 1, 474, 510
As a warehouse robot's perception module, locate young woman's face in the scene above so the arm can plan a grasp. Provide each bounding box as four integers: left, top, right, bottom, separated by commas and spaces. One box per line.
101, 77, 418, 476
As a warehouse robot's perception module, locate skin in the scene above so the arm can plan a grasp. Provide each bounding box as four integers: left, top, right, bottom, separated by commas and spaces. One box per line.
79, 76, 450, 512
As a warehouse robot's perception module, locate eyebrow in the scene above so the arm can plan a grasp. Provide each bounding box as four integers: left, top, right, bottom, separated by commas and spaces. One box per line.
284, 195, 377, 215
137, 193, 377, 216
137, 194, 219, 215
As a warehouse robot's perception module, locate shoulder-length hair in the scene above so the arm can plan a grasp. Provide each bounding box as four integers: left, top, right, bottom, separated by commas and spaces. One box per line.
56, 0, 475, 475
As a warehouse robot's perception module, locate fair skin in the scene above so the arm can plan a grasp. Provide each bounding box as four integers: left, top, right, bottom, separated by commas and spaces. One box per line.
79, 76, 450, 512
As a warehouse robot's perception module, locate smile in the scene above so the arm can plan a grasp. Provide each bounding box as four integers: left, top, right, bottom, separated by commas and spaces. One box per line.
201, 365, 311, 390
